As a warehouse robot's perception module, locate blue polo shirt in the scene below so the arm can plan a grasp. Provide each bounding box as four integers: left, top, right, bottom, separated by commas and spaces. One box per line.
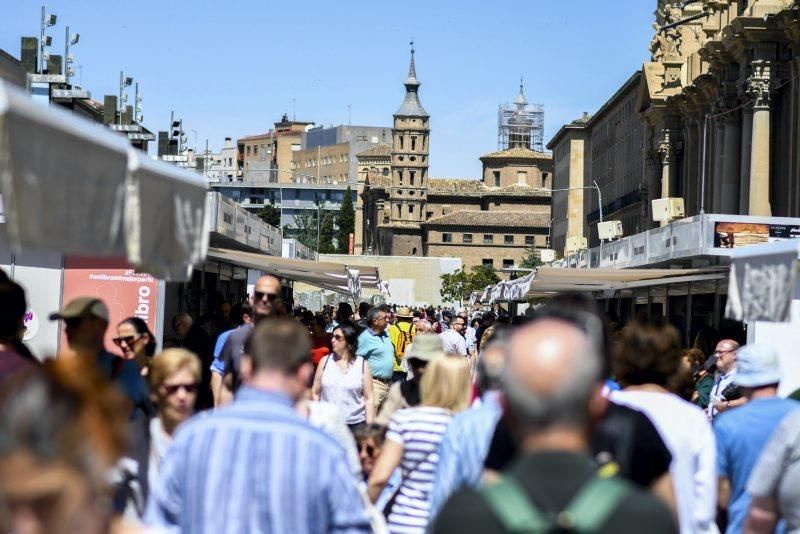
356, 328, 394, 380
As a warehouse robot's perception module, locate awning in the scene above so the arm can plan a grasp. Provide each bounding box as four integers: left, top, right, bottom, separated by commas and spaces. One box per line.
477, 267, 727, 304
726, 239, 800, 323
0, 80, 208, 281
207, 247, 385, 300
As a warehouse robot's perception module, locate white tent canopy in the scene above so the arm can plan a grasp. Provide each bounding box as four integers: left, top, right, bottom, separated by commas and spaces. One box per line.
476, 267, 728, 304
0, 80, 208, 280
207, 247, 386, 301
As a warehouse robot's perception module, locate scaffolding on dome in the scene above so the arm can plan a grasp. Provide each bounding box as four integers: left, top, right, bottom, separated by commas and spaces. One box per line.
498, 82, 545, 152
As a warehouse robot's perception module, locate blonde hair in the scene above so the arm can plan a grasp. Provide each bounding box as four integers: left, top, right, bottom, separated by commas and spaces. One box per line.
149, 348, 201, 392
420, 354, 472, 413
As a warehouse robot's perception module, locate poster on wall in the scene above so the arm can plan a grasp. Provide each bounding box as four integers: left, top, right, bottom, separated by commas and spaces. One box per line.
714, 222, 800, 249
62, 257, 160, 354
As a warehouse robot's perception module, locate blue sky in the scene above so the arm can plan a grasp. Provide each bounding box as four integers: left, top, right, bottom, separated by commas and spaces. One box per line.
2, 1, 655, 178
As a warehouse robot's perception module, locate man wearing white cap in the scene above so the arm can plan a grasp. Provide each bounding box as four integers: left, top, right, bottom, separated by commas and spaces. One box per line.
714, 344, 800, 534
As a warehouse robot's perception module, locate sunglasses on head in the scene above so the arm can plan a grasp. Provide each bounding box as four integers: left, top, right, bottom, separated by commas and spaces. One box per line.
254, 291, 279, 302
163, 383, 198, 395
112, 334, 142, 347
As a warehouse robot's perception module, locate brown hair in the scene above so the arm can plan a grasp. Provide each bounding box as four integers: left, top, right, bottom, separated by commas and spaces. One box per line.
613, 319, 683, 388
682, 348, 706, 368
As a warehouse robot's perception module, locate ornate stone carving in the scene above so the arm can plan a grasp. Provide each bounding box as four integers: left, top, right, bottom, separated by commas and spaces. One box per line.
650, 2, 684, 62
745, 77, 773, 109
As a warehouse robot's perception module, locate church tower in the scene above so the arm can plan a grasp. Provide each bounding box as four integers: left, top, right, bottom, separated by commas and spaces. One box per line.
383, 42, 429, 256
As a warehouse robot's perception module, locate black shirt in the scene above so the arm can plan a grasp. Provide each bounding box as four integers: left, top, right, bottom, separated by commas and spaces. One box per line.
485, 402, 673, 488
432, 451, 677, 534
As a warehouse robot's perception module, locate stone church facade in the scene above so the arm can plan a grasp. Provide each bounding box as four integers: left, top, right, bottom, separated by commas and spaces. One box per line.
356, 48, 553, 273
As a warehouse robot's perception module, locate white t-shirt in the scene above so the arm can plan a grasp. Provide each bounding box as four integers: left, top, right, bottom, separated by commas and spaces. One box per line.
439, 329, 467, 356
611, 390, 717, 534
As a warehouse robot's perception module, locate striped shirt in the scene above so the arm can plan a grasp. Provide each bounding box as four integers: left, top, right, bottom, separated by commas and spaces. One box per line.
428, 393, 503, 520
145, 387, 371, 534
385, 406, 453, 534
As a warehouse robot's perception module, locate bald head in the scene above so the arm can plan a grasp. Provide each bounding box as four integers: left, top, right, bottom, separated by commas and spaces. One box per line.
251, 275, 282, 320
503, 318, 602, 433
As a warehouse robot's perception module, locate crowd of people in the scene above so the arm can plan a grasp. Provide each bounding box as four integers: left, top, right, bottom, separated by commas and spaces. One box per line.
1, 269, 800, 533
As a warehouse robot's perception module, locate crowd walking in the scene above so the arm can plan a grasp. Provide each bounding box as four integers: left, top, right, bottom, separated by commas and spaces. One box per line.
1, 270, 800, 533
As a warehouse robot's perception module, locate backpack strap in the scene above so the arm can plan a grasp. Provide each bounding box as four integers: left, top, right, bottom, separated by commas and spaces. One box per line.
480, 476, 548, 533
562, 473, 632, 531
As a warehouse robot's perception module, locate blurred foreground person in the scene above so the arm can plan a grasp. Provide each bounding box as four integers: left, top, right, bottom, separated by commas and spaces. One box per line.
0, 279, 38, 382
611, 320, 716, 534
113, 349, 200, 519
51, 297, 150, 419
432, 317, 676, 534
745, 409, 800, 533
0, 358, 130, 534
714, 344, 798, 534
146, 319, 370, 533
367, 354, 471, 533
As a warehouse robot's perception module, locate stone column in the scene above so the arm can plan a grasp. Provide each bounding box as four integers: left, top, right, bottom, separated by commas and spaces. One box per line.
747, 73, 774, 216
712, 117, 725, 212
721, 113, 741, 214
739, 106, 753, 214
658, 132, 678, 226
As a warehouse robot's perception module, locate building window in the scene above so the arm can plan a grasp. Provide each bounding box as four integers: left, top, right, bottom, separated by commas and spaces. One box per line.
484, 234, 494, 244
398, 170, 403, 185
356, 135, 368, 142
253, 146, 258, 156
410, 171, 415, 186
463, 233, 473, 244
525, 235, 535, 246
483, 259, 494, 268
399, 137, 404, 150
504, 235, 514, 245
246, 146, 251, 155
409, 205, 415, 214
382, 167, 390, 176
517, 171, 527, 184
443, 233, 453, 243
503, 259, 514, 269
542, 172, 550, 189
494, 171, 500, 187
411, 136, 417, 150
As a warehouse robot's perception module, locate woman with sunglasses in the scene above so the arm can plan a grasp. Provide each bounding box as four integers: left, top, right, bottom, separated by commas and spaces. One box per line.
114, 317, 156, 376
311, 321, 375, 431
113, 348, 201, 520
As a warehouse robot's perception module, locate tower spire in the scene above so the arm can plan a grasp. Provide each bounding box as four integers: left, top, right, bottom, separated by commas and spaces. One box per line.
395, 40, 427, 117
515, 76, 528, 107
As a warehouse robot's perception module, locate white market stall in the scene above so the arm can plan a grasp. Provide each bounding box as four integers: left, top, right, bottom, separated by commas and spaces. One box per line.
0, 79, 209, 357
207, 247, 386, 302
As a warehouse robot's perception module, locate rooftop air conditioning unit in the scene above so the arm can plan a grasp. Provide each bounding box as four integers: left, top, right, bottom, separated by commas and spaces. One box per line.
652, 198, 685, 222
597, 220, 624, 241
565, 236, 588, 255
539, 249, 556, 263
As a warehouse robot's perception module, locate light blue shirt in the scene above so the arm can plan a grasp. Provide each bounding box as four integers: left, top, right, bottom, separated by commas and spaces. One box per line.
210, 328, 235, 375
145, 387, 371, 533
715, 397, 799, 534
356, 329, 394, 380
428, 393, 503, 520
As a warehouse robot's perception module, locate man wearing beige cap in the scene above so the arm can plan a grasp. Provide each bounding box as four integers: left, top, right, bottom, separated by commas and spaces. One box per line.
376, 334, 443, 425
50, 297, 150, 418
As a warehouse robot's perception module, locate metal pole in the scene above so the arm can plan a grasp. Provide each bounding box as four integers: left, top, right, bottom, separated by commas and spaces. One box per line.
134, 83, 139, 124
64, 25, 69, 84
593, 180, 603, 223
118, 71, 123, 125
40, 6, 45, 74
316, 195, 321, 260
700, 114, 709, 215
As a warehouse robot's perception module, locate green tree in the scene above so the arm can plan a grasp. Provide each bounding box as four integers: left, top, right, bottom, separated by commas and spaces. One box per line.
439, 265, 501, 305
319, 210, 336, 254
336, 186, 355, 254
292, 211, 319, 251
255, 204, 281, 229
440, 268, 471, 304
520, 246, 543, 270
